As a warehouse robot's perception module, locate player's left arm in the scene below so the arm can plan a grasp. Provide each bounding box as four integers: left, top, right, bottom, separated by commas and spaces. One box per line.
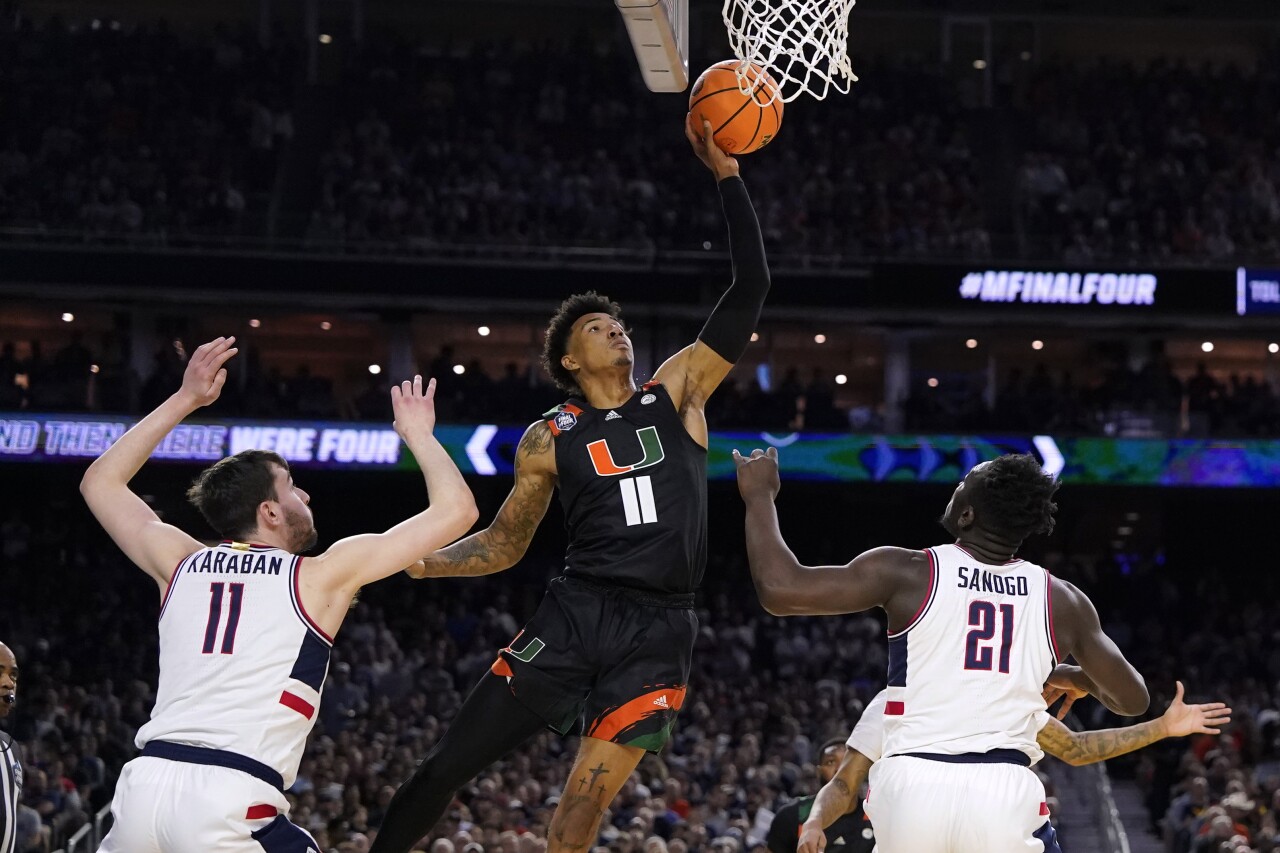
1036, 681, 1231, 767
655, 119, 769, 436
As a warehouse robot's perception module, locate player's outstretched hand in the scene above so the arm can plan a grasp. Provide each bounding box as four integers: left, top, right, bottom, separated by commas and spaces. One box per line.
180, 336, 238, 408
1042, 664, 1091, 720
391, 375, 438, 442
797, 825, 827, 853
733, 446, 781, 503
686, 115, 741, 181
1161, 681, 1232, 737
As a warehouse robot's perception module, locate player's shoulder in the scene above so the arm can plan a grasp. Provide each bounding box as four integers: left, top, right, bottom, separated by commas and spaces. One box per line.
541, 400, 588, 437
513, 420, 557, 479
854, 545, 928, 568
1047, 575, 1086, 604
519, 419, 556, 453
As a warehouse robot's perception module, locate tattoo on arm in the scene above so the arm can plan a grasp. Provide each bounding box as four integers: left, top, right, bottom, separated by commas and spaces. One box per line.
808, 776, 856, 827
417, 422, 554, 577
1039, 717, 1165, 766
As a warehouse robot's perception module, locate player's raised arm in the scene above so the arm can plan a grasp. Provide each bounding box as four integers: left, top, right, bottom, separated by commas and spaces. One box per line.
309, 376, 478, 594
80, 336, 237, 588
405, 418, 557, 579
733, 447, 922, 617
1045, 578, 1150, 716
654, 118, 770, 425
1036, 681, 1230, 766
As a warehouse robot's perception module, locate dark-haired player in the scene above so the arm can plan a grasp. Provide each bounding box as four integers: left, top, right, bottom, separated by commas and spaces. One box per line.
767, 738, 875, 853
370, 120, 771, 853
80, 338, 477, 853
733, 451, 1150, 853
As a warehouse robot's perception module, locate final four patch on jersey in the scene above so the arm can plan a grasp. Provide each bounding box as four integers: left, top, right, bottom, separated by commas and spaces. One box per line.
554, 410, 578, 432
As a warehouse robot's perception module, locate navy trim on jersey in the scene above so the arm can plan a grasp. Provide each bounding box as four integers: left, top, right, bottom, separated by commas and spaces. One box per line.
1043, 570, 1061, 665
902, 748, 1031, 767
887, 548, 937, 640
288, 556, 334, 646
141, 740, 284, 791
288, 631, 331, 693
887, 633, 908, 687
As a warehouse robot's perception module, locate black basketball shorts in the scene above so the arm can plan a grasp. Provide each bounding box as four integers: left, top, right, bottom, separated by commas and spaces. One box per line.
490, 576, 697, 753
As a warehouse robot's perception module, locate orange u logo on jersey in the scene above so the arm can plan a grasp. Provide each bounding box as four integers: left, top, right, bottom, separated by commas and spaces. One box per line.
587, 426, 665, 476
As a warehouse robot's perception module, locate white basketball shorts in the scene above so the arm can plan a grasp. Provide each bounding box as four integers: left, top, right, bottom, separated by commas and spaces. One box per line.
98, 755, 319, 853
865, 754, 1061, 853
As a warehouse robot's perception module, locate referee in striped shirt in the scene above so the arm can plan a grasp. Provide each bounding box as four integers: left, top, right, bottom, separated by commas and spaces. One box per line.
0, 641, 20, 853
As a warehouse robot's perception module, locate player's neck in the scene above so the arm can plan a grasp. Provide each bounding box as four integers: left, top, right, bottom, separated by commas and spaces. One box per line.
954, 534, 1017, 565
578, 371, 637, 410
240, 529, 295, 552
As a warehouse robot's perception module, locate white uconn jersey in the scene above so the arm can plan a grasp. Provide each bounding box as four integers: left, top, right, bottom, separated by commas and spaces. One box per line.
136, 542, 332, 789
882, 544, 1058, 763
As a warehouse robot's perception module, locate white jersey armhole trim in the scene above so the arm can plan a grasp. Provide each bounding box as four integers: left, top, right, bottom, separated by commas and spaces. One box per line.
158, 550, 200, 622
288, 555, 334, 647
887, 547, 938, 639
1044, 569, 1061, 666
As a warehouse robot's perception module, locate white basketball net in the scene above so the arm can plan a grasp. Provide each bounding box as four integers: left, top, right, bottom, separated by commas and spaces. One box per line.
722, 0, 859, 103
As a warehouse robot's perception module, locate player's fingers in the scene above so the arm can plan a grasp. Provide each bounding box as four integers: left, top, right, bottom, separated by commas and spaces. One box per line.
732, 449, 743, 463
390, 384, 402, 400
1173, 681, 1185, 703
1056, 695, 1075, 720
210, 368, 227, 394
750, 448, 766, 459
766, 446, 778, 460
212, 347, 238, 368
424, 377, 436, 400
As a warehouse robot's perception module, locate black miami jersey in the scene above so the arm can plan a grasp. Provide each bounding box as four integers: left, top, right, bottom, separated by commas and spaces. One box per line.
544, 382, 707, 595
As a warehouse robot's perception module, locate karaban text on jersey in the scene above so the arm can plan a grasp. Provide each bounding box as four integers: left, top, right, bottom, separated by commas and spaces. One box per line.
186, 551, 285, 575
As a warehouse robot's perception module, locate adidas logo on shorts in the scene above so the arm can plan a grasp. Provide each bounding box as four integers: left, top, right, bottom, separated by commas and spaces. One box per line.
653, 694, 670, 708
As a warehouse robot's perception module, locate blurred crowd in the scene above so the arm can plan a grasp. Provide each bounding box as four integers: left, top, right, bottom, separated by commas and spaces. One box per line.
307, 40, 989, 261
904, 355, 1280, 438
0, 17, 296, 241
1049, 552, 1280, 853
2, 14, 1277, 265
1013, 57, 1280, 264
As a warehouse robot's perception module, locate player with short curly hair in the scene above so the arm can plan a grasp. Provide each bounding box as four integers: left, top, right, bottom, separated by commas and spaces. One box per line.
373, 120, 774, 853
734, 449, 1150, 853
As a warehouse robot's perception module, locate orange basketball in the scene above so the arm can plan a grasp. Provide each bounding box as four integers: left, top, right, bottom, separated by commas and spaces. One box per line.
688, 60, 784, 155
